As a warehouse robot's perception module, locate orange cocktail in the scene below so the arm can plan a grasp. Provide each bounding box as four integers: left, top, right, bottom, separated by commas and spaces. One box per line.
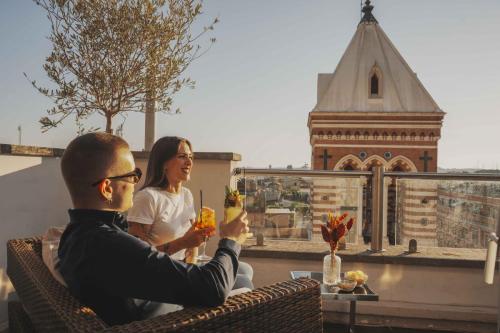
195, 206, 216, 231
194, 207, 216, 263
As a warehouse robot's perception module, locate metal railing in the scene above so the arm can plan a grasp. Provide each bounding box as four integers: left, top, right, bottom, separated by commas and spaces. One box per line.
233, 167, 500, 252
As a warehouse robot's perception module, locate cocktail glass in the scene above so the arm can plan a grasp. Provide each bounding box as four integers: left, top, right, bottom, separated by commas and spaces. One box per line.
195, 207, 216, 263
225, 206, 243, 224
224, 206, 253, 242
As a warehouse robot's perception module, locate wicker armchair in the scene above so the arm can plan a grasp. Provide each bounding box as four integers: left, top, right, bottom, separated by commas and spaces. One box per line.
7, 237, 323, 332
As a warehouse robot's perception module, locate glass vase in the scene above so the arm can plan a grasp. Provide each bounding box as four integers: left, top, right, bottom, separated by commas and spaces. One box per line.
323, 251, 341, 286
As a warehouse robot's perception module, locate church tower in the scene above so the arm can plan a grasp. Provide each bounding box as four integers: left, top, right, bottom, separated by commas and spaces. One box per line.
308, 1, 445, 245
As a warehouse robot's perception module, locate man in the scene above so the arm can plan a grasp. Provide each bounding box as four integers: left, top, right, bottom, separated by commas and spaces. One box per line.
58, 132, 249, 325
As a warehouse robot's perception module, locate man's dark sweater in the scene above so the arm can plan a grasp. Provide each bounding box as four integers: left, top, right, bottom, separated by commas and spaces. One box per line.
58, 209, 240, 326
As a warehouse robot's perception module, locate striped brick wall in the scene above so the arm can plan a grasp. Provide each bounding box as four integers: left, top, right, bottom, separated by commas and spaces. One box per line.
397, 181, 438, 247
311, 178, 362, 243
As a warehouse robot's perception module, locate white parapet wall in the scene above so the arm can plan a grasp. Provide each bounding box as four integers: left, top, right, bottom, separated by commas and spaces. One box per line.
241, 256, 497, 325
0, 144, 240, 330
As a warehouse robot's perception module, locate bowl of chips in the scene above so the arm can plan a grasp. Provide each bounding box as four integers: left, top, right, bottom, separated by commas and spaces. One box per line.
337, 278, 357, 292
345, 270, 368, 286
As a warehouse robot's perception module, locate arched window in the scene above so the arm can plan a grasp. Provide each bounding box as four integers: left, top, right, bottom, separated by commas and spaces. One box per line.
382, 132, 388, 140
343, 164, 355, 171
373, 132, 379, 140
354, 131, 360, 140
420, 132, 425, 141
327, 131, 333, 139
369, 65, 382, 98
401, 132, 407, 140
410, 132, 416, 141
392, 165, 404, 172
391, 132, 397, 140
336, 131, 342, 140
371, 74, 379, 95
318, 131, 324, 139
429, 132, 435, 141
363, 131, 370, 140
345, 131, 352, 140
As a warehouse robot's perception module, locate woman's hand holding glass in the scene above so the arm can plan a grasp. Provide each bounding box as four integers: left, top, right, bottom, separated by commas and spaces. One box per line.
181, 225, 215, 248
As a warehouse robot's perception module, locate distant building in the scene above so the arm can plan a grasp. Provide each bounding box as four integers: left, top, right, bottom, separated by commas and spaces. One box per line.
263, 188, 281, 203
237, 178, 257, 194
436, 183, 500, 248
265, 208, 295, 226
264, 208, 301, 238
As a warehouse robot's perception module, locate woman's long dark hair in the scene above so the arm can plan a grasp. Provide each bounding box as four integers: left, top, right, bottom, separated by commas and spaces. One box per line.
141, 136, 192, 190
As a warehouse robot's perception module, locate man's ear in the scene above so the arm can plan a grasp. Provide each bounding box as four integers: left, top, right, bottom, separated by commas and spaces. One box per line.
98, 179, 113, 201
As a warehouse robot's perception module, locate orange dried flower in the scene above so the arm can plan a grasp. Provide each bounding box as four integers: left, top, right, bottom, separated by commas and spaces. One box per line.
322, 213, 355, 253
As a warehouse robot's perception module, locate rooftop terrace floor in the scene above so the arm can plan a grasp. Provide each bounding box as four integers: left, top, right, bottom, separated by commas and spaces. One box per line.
325, 318, 496, 333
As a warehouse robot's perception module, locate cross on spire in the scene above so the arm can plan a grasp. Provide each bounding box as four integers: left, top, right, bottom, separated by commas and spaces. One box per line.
360, 0, 378, 24
419, 151, 433, 172
319, 149, 332, 170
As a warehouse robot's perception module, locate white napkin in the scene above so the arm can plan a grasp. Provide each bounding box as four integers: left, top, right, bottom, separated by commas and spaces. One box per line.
41, 226, 68, 287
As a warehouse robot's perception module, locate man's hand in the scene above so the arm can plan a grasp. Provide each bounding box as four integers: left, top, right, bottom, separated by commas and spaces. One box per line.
220, 210, 249, 244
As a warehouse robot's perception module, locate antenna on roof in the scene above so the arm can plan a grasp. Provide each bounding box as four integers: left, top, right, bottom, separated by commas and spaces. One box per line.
17, 125, 22, 145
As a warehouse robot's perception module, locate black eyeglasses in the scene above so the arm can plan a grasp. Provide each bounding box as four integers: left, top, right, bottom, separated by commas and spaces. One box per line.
91, 168, 142, 187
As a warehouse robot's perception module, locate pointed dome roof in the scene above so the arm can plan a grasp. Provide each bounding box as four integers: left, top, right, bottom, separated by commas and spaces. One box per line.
314, 3, 441, 113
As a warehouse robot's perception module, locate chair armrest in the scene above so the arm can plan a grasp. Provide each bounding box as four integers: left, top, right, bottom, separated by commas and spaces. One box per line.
104, 278, 322, 333
7, 238, 107, 332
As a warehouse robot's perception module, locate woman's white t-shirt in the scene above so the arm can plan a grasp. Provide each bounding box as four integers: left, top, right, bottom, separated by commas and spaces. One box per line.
127, 187, 197, 260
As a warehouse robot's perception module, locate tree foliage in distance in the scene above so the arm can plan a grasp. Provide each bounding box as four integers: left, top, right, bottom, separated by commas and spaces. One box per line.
27, 0, 217, 133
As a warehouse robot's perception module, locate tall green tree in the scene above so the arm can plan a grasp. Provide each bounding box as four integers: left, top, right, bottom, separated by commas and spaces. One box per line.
28, 0, 217, 133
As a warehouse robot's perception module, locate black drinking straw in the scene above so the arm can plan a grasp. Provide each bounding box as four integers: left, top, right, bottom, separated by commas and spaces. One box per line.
199, 190, 203, 224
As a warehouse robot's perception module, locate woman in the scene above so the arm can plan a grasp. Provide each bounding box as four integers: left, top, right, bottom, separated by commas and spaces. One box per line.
127, 136, 254, 289
127, 137, 208, 261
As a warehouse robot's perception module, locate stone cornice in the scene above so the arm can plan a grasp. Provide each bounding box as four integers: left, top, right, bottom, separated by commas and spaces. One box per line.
0, 144, 241, 161
307, 111, 445, 135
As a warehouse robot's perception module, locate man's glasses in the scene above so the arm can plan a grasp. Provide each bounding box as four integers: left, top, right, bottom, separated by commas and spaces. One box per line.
91, 168, 142, 187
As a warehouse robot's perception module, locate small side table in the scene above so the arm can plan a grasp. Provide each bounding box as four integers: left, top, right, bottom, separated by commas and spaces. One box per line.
291, 271, 379, 333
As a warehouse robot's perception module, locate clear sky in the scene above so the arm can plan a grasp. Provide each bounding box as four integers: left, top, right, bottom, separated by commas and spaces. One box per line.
0, 0, 499, 169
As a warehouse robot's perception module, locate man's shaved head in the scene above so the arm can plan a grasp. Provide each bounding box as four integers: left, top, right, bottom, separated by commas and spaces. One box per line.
61, 132, 130, 203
